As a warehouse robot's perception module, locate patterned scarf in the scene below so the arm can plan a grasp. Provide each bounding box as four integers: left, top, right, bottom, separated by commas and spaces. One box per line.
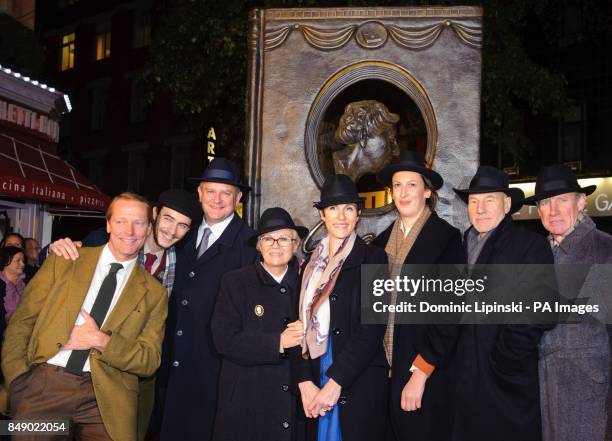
1, 272, 25, 322
383, 206, 431, 366
300, 232, 356, 360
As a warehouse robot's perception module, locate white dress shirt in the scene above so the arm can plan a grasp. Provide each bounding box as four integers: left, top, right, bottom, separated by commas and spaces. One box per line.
196, 213, 234, 250
47, 245, 137, 372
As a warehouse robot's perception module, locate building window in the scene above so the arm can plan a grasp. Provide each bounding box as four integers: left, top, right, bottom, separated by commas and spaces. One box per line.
95, 30, 111, 61
90, 82, 110, 131
60, 33, 75, 71
559, 104, 585, 162
130, 77, 149, 123
133, 12, 151, 48
123, 144, 148, 193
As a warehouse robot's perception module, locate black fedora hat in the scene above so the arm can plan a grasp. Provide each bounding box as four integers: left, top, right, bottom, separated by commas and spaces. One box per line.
453, 165, 525, 213
154, 189, 202, 224
248, 207, 309, 246
378, 150, 443, 190
524, 163, 596, 206
314, 174, 362, 210
188, 157, 251, 193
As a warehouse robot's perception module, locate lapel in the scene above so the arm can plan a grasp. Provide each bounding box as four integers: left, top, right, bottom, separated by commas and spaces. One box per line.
405, 213, 446, 264
102, 265, 148, 332
465, 214, 513, 264
192, 214, 246, 269
341, 236, 366, 270
66, 246, 104, 333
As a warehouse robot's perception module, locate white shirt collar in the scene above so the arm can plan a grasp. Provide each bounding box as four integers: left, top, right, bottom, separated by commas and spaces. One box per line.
199, 212, 234, 241
260, 262, 288, 284
101, 244, 138, 273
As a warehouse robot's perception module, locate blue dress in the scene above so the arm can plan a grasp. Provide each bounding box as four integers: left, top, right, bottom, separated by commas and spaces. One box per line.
317, 338, 343, 441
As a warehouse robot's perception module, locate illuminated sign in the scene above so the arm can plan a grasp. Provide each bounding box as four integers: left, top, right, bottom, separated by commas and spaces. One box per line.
0, 99, 60, 142
207, 127, 216, 163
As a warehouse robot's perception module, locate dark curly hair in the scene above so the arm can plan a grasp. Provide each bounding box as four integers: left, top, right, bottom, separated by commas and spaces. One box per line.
0, 246, 25, 272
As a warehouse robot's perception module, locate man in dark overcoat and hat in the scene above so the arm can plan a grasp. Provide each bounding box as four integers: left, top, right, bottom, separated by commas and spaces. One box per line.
155, 158, 257, 441
452, 165, 555, 441
525, 163, 612, 441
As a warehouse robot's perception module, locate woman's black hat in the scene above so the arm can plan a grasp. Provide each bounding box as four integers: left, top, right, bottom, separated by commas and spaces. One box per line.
523, 163, 596, 205
188, 157, 251, 193
378, 150, 443, 190
248, 207, 309, 247
453, 165, 525, 213
314, 174, 362, 210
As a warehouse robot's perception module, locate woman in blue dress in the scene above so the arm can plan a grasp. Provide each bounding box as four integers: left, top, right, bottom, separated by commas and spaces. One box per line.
292, 174, 389, 441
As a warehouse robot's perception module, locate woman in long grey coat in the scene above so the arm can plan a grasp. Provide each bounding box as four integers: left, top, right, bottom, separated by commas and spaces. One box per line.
211, 207, 308, 441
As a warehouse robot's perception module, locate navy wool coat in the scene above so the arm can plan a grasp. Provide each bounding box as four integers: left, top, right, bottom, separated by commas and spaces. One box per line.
211, 259, 300, 441
372, 211, 466, 441
291, 236, 389, 441
156, 214, 257, 441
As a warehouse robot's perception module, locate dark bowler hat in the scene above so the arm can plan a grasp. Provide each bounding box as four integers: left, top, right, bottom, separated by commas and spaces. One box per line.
524, 163, 596, 205
453, 165, 525, 213
314, 174, 362, 210
378, 150, 443, 190
188, 157, 251, 193
155, 189, 202, 223
248, 207, 309, 246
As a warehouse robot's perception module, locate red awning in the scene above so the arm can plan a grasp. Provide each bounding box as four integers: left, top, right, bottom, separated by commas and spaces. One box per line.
0, 132, 109, 210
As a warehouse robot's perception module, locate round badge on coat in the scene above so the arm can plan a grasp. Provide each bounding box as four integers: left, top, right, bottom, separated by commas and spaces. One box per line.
254, 305, 265, 317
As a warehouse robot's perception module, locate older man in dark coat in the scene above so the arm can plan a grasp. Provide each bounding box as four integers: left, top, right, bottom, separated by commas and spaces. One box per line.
156, 158, 257, 441
525, 164, 612, 441
452, 166, 555, 441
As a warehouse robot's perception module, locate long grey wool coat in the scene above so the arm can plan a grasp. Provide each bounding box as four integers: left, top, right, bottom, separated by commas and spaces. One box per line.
538, 216, 612, 441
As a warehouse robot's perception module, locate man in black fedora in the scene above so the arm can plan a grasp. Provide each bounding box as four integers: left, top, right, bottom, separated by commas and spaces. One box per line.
156, 158, 257, 441
525, 163, 612, 441
451, 165, 555, 441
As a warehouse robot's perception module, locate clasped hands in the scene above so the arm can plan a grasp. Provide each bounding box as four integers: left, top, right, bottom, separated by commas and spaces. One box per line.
298, 379, 341, 419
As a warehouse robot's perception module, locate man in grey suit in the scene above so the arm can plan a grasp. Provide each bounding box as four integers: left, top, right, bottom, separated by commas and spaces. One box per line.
525, 164, 612, 441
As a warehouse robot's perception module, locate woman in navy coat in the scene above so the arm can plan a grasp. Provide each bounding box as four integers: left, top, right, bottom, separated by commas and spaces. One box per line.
212, 207, 308, 441
292, 174, 389, 441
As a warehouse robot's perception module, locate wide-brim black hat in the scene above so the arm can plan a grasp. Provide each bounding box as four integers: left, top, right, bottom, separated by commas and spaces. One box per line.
314, 174, 362, 210
188, 157, 251, 193
248, 207, 309, 246
154, 189, 202, 223
453, 165, 525, 214
523, 163, 596, 205
378, 150, 443, 190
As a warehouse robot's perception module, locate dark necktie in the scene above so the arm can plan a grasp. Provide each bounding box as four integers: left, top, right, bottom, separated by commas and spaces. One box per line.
196, 228, 212, 259
144, 252, 157, 274
65, 262, 123, 375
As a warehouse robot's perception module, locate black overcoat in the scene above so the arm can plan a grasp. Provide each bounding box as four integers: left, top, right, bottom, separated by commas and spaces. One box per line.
291, 236, 389, 441
372, 212, 465, 441
211, 259, 300, 441
157, 214, 257, 441
452, 215, 555, 441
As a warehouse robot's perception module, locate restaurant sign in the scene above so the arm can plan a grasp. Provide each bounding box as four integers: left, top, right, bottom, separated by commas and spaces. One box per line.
1, 175, 107, 210
0, 99, 60, 142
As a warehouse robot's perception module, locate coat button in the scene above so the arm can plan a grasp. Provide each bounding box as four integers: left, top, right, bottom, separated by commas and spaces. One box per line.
282, 384, 289, 392
181, 299, 188, 306
339, 395, 347, 405
333, 328, 341, 335
282, 421, 290, 429
281, 352, 289, 359
56, 342, 62, 348
176, 330, 183, 336
188, 271, 195, 278
283, 317, 291, 325
329, 294, 337, 301
279, 287, 287, 294
172, 361, 180, 367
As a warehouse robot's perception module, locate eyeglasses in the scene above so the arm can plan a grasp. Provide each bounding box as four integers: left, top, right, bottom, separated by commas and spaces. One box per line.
259, 236, 296, 247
